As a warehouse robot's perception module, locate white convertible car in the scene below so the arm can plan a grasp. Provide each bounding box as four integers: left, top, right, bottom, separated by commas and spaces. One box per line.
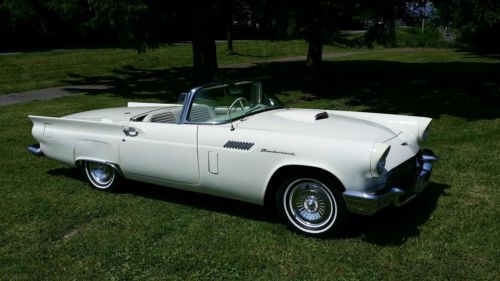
28, 81, 438, 236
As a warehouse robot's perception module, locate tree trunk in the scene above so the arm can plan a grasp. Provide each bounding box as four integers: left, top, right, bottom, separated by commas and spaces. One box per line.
303, 0, 324, 72
306, 37, 323, 71
192, 6, 218, 83
192, 39, 217, 83
226, 24, 234, 54
387, 9, 397, 45
305, 20, 323, 71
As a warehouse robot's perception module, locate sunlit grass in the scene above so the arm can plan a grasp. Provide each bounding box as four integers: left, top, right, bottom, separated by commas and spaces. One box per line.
0, 48, 498, 280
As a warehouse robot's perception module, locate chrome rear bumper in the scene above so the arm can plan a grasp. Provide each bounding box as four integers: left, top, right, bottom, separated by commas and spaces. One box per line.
343, 149, 438, 216
27, 143, 43, 156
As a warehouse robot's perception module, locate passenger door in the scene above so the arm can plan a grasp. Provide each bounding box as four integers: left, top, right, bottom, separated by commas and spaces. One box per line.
118, 122, 199, 184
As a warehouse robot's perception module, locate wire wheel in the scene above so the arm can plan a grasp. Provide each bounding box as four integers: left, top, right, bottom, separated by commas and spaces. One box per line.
281, 178, 340, 235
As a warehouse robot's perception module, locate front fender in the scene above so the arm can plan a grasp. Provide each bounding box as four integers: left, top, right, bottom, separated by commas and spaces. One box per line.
262, 137, 378, 197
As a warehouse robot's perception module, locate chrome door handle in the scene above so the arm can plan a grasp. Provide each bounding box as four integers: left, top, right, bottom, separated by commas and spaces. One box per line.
123, 127, 139, 137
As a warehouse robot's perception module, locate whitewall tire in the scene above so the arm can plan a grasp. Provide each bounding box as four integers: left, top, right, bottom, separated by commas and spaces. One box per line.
276, 175, 347, 236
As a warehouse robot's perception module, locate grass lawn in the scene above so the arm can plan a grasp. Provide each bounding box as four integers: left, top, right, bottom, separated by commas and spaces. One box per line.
0, 40, 349, 96
0, 46, 499, 280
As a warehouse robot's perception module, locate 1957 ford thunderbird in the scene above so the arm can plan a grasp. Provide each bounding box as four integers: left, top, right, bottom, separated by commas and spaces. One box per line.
28, 81, 438, 236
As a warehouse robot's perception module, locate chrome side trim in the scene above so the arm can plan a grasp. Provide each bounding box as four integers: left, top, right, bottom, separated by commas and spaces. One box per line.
27, 144, 43, 156
343, 149, 438, 216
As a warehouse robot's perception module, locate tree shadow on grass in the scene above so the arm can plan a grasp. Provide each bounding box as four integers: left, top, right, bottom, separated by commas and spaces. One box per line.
48, 167, 448, 246
64, 65, 197, 102
64, 58, 500, 120
222, 60, 500, 120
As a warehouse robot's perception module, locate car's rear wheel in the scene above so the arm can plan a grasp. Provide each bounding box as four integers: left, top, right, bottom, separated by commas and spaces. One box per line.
84, 161, 120, 191
276, 175, 347, 236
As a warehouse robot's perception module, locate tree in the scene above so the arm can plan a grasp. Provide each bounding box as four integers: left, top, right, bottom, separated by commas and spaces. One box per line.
433, 0, 500, 52
301, 1, 327, 71
191, 2, 219, 82
406, 1, 437, 33
248, 0, 341, 71
77, 0, 222, 82
359, 0, 408, 47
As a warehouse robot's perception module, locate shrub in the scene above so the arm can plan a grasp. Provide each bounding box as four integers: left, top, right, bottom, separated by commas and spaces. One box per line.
395, 25, 459, 48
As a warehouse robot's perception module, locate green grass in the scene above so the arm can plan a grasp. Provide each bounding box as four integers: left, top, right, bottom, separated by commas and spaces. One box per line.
0, 40, 346, 96
0, 47, 499, 280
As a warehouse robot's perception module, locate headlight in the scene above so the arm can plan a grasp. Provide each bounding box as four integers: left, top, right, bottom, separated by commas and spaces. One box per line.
370, 143, 391, 177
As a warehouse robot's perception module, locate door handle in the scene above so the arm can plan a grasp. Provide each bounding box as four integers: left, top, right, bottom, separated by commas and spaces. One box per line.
123, 127, 139, 137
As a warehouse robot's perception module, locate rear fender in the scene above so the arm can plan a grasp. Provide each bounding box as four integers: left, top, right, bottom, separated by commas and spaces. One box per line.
74, 140, 119, 165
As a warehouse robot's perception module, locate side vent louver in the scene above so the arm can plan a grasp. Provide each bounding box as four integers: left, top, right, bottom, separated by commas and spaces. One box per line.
315, 112, 329, 120
223, 141, 254, 150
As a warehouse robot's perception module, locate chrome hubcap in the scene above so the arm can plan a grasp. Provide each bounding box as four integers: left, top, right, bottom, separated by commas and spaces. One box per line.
304, 195, 319, 213
87, 162, 114, 187
286, 179, 336, 230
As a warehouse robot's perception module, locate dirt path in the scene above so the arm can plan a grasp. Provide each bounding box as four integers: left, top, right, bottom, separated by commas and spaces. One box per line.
220, 48, 422, 68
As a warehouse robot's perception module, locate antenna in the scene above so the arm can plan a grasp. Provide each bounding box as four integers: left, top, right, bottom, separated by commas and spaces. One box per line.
228, 109, 235, 131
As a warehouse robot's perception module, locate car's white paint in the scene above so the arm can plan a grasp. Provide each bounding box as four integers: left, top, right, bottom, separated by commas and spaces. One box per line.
119, 122, 199, 184
29, 102, 431, 205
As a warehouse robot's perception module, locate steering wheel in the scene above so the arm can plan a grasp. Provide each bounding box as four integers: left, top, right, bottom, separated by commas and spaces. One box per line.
227, 97, 249, 117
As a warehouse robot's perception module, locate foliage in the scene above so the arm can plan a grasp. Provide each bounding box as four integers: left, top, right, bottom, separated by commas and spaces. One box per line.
433, 0, 500, 52
358, 0, 409, 46
395, 25, 457, 48
405, 0, 437, 24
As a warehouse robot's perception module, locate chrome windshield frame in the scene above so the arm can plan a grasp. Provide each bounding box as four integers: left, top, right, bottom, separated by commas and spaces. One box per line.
178, 81, 284, 125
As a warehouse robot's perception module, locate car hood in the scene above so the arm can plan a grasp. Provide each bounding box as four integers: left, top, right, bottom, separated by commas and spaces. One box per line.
63, 107, 167, 122
237, 108, 400, 142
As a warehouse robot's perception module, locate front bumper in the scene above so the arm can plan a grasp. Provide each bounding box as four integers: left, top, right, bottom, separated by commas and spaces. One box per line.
342, 149, 438, 216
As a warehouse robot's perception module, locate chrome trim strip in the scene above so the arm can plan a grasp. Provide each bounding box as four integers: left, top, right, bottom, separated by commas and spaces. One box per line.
27, 144, 43, 156
343, 149, 438, 215
178, 81, 285, 125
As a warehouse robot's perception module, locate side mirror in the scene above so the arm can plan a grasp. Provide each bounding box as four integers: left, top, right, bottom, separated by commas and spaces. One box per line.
177, 92, 187, 104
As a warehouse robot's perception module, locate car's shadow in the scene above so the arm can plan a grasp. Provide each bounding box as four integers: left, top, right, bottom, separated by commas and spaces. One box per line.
341, 182, 450, 245
48, 167, 449, 246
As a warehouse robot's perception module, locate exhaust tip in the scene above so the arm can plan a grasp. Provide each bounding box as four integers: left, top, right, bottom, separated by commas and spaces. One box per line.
27, 144, 43, 156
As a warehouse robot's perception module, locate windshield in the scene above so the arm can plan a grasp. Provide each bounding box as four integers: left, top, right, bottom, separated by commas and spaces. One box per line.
186, 81, 284, 123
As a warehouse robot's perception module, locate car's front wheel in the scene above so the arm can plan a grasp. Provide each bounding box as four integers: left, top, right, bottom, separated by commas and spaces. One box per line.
276, 175, 347, 236
84, 161, 121, 191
